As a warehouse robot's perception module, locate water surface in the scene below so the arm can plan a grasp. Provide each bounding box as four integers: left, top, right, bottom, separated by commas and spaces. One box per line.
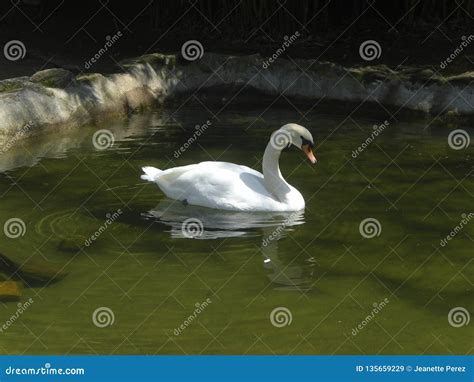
0, 103, 472, 354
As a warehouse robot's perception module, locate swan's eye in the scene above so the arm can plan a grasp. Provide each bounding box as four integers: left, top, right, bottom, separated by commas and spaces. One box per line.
300, 136, 314, 148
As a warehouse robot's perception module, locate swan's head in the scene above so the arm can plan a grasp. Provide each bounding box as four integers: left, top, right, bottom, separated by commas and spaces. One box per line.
271, 123, 316, 164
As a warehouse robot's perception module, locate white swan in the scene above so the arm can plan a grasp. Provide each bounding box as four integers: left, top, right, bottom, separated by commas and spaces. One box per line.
141, 123, 316, 212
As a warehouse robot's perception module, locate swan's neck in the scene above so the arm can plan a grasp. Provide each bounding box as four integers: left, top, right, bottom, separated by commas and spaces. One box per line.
262, 142, 292, 202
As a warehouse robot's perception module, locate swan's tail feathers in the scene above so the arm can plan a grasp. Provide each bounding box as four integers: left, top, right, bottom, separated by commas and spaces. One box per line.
141, 166, 162, 182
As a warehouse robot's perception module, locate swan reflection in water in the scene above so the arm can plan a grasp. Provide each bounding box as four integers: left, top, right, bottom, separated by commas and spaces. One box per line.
142, 200, 312, 290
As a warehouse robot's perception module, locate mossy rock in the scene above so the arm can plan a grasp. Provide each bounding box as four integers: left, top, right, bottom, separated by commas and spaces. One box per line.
0, 252, 67, 287
121, 53, 177, 69
446, 71, 474, 86
197, 53, 239, 71
30, 68, 76, 89
76, 73, 106, 85
124, 86, 157, 113
400, 67, 441, 85
0, 77, 30, 93
309, 61, 346, 77
350, 65, 395, 84
0, 281, 22, 301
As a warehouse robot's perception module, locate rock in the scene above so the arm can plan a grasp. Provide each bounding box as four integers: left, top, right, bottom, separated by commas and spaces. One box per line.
0, 281, 22, 301
76, 72, 106, 84
0, 252, 67, 287
120, 53, 176, 69
30, 68, 76, 89
0, 77, 30, 93
0, 52, 473, 141
124, 86, 156, 113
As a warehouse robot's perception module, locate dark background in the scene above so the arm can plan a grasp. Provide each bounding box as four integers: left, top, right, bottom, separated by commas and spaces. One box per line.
0, 0, 473, 78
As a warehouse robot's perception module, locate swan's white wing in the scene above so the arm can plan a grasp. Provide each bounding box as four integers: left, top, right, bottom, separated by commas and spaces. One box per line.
153, 161, 278, 211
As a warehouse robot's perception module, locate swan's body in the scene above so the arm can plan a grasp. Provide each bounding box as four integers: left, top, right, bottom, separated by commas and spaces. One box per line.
141, 124, 316, 212
141, 161, 304, 211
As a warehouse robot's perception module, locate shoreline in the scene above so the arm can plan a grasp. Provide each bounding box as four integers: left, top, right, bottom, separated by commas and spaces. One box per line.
0, 52, 473, 144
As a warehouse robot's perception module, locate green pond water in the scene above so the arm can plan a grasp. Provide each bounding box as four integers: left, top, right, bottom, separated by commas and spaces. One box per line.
0, 102, 472, 355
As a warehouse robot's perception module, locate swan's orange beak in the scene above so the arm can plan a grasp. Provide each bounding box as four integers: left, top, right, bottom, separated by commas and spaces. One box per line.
302, 144, 317, 164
